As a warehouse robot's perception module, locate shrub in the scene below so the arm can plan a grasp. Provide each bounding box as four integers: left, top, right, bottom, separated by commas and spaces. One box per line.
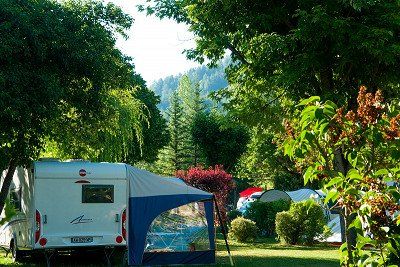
227, 209, 242, 223
275, 211, 297, 244
244, 199, 290, 237
275, 200, 326, 245
228, 217, 258, 242
176, 165, 235, 223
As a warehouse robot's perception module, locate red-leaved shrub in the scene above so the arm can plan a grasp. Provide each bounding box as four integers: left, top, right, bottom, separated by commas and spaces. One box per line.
176, 165, 235, 223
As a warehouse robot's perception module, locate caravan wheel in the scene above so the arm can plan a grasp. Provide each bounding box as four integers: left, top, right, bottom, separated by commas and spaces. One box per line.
10, 239, 23, 262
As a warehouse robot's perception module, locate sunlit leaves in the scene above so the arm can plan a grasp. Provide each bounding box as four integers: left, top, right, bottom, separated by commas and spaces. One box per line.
285, 89, 400, 266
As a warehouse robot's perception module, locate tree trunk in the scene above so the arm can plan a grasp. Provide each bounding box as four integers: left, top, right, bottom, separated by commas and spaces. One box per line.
334, 148, 356, 265
0, 159, 17, 215
320, 65, 334, 94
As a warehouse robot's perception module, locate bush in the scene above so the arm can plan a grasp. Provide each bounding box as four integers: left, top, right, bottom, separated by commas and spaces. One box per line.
275, 200, 326, 245
244, 199, 291, 237
227, 209, 242, 223
228, 217, 258, 242
176, 165, 235, 223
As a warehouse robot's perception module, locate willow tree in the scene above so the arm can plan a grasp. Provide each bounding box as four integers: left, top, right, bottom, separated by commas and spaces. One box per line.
0, 0, 138, 214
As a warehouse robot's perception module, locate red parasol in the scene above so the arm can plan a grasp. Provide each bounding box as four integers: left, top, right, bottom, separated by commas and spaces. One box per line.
239, 187, 263, 198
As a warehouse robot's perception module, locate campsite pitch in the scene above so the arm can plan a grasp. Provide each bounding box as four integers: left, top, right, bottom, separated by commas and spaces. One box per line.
0, 238, 339, 266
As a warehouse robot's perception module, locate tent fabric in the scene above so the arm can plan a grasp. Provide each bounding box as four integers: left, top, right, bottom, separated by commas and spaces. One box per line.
126, 165, 214, 266
239, 187, 263, 198
286, 188, 322, 202
127, 166, 210, 198
259, 189, 291, 203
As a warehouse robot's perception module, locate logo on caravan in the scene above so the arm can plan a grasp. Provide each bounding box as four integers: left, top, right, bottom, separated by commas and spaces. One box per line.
70, 215, 93, 224
79, 169, 86, 177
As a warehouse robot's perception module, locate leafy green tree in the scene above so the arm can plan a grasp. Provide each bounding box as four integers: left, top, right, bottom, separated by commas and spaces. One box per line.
142, 0, 400, 104
126, 84, 169, 163
43, 73, 168, 164
141, 0, 400, 188
236, 127, 302, 190
284, 87, 400, 265
0, 0, 135, 214
43, 88, 147, 162
192, 111, 249, 171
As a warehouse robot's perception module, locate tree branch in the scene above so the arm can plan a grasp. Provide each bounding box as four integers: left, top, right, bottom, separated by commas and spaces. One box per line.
226, 42, 249, 65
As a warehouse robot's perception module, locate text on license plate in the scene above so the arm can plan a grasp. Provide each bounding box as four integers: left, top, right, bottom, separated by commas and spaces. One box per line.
71, 237, 93, 243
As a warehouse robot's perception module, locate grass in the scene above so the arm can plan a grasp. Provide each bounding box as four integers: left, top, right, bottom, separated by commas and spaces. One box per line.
0, 238, 340, 266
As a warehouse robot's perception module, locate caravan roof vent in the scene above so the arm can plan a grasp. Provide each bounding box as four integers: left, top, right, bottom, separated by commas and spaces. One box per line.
65, 159, 91, 163
39, 158, 60, 162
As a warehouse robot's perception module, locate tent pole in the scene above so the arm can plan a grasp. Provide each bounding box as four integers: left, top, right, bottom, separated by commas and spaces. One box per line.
213, 196, 234, 266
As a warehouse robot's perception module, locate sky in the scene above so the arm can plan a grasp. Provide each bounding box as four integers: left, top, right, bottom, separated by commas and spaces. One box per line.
109, 0, 201, 84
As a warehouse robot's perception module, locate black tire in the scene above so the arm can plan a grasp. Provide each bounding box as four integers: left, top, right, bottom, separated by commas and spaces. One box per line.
10, 239, 23, 262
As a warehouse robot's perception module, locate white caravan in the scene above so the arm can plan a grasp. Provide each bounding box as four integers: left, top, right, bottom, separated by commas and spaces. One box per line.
0, 159, 127, 263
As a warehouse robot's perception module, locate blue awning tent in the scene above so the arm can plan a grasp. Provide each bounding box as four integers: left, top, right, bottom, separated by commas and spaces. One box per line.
126, 165, 216, 266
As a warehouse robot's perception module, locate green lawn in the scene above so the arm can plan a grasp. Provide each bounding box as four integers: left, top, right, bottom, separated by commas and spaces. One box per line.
0, 238, 340, 266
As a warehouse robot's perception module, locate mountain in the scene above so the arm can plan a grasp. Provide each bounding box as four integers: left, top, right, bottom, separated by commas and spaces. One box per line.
150, 58, 229, 110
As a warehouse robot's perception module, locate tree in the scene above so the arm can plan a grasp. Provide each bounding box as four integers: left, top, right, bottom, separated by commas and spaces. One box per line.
0, 0, 136, 214
142, 0, 400, 105
42, 87, 147, 162
178, 75, 206, 166
126, 84, 169, 163
176, 165, 235, 222
284, 87, 400, 266
156, 91, 188, 174
192, 111, 249, 172
236, 127, 303, 190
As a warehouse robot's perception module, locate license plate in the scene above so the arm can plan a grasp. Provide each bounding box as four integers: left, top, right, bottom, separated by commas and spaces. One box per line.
71, 236, 93, 243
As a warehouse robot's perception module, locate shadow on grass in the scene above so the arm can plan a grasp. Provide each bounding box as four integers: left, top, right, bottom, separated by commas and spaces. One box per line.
217, 238, 339, 252
0, 250, 124, 267
216, 254, 339, 267
1, 238, 339, 267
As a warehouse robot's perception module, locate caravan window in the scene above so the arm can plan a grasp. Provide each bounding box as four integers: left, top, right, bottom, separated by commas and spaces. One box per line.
82, 185, 114, 203
10, 188, 22, 211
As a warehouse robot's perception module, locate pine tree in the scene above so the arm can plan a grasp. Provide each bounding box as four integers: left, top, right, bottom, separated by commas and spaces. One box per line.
156, 91, 187, 175
178, 75, 206, 166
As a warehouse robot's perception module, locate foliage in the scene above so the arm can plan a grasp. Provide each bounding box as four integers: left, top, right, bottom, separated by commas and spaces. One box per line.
271, 173, 304, 192
236, 127, 302, 189
43, 88, 147, 162
0, 0, 137, 213
141, 0, 400, 190
284, 87, 400, 265
178, 75, 207, 166
276, 200, 326, 245
192, 111, 249, 171
143, 0, 400, 105
244, 200, 291, 237
228, 217, 258, 243
156, 91, 188, 175
176, 165, 235, 222
227, 209, 242, 224
0, 198, 16, 225
126, 85, 169, 163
